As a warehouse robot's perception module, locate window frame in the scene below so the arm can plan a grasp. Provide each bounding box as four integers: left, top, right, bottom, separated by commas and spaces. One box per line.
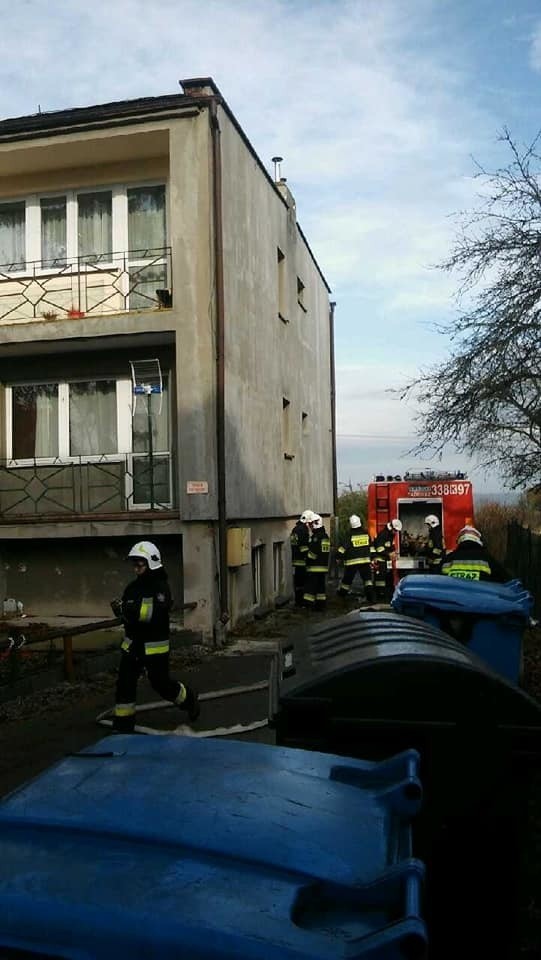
0, 180, 168, 274
5, 375, 170, 465
5, 374, 172, 510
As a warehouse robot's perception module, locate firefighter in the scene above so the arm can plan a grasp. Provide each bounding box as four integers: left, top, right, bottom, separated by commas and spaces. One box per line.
337, 514, 373, 602
303, 514, 330, 610
441, 526, 510, 582
424, 514, 445, 572
371, 519, 402, 602
111, 541, 200, 733
290, 510, 314, 606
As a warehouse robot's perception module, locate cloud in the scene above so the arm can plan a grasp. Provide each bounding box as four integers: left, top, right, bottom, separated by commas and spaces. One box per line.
530, 20, 541, 71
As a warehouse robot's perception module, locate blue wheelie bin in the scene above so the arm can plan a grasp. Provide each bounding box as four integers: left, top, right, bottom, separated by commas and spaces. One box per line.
0, 735, 427, 960
391, 574, 533, 683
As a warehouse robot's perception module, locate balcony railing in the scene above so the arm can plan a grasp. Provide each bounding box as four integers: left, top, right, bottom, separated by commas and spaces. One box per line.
0, 247, 173, 324
0, 454, 176, 520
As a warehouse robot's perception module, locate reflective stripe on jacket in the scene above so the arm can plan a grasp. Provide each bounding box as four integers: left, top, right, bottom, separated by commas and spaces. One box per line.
306, 528, 330, 573
121, 568, 171, 655
337, 531, 371, 566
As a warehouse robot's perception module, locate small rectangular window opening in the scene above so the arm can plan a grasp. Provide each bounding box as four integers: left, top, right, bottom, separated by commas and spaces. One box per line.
277, 247, 287, 323
297, 277, 306, 311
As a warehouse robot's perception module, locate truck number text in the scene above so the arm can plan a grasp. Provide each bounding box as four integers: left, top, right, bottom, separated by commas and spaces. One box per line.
430, 482, 470, 496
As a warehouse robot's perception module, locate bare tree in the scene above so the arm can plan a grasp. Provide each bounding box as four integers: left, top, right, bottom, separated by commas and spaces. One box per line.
402, 129, 541, 489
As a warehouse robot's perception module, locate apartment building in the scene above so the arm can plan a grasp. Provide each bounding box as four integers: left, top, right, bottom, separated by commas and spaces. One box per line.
0, 78, 335, 641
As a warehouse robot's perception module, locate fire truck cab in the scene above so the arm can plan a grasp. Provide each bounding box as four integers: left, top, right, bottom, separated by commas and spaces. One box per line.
367, 470, 475, 573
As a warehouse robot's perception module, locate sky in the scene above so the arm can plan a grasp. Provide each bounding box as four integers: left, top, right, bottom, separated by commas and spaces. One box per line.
1, 0, 539, 493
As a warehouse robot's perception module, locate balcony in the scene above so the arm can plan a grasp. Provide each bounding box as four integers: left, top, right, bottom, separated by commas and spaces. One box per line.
0, 454, 176, 521
0, 247, 172, 324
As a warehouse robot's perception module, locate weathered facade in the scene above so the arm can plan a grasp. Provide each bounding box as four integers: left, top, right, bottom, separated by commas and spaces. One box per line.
0, 78, 335, 641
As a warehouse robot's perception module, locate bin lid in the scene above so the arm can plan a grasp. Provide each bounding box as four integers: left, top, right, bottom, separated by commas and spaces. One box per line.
0, 735, 426, 960
273, 611, 541, 727
391, 574, 533, 619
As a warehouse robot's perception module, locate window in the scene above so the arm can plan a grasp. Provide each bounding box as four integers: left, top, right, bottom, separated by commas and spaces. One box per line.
297, 276, 306, 311
282, 397, 293, 459
0, 201, 25, 270
78, 191, 112, 260
12, 384, 59, 459
252, 544, 265, 604
7, 376, 169, 464
277, 247, 286, 322
40, 196, 67, 265
69, 380, 117, 455
0, 183, 166, 268
273, 542, 284, 593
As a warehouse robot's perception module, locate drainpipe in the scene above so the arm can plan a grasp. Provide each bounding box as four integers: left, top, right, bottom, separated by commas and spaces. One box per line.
329, 300, 338, 516
209, 97, 229, 623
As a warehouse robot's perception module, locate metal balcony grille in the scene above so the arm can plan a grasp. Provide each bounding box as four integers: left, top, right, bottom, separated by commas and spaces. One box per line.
0, 247, 173, 323
0, 454, 176, 519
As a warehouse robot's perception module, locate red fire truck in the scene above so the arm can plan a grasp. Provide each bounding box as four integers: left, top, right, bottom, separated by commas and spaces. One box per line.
367, 470, 475, 574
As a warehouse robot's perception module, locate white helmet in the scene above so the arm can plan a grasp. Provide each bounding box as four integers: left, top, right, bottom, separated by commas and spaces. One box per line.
425, 515, 440, 528
457, 525, 483, 545
391, 519, 403, 532
311, 514, 323, 530
300, 510, 315, 524
128, 540, 162, 570
349, 514, 362, 529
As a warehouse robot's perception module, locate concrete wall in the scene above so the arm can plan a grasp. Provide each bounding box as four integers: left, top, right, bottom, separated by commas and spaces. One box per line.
168, 116, 218, 525
1, 536, 183, 618
218, 105, 334, 522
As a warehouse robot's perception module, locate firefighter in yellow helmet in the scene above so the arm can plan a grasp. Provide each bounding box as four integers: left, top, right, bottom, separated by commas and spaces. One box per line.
110, 541, 199, 732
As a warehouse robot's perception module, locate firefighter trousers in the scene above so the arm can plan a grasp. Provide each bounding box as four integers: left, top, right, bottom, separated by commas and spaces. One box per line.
374, 559, 393, 601
303, 570, 327, 610
114, 648, 181, 732
338, 563, 373, 600
293, 565, 306, 605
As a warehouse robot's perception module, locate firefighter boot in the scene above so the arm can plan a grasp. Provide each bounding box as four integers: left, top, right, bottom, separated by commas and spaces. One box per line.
176, 683, 200, 723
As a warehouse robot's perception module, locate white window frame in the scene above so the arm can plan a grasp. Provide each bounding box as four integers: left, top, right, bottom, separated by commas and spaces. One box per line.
0, 180, 168, 275
5, 375, 172, 510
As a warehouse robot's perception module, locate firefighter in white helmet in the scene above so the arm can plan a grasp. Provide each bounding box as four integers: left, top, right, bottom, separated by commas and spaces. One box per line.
337, 515, 373, 603
110, 541, 199, 732
303, 514, 330, 610
424, 514, 445, 573
290, 510, 314, 606
371, 519, 402, 601
442, 526, 510, 582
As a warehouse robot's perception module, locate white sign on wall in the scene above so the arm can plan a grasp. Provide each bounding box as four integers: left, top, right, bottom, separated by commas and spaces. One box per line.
186, 481, 209, 494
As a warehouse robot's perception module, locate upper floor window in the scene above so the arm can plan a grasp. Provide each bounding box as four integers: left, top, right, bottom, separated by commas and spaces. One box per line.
0, 183, 166, 271
0, 201, 25, 270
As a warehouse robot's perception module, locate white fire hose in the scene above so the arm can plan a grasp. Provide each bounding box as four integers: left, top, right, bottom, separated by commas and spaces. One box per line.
96, 679, 269, 737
